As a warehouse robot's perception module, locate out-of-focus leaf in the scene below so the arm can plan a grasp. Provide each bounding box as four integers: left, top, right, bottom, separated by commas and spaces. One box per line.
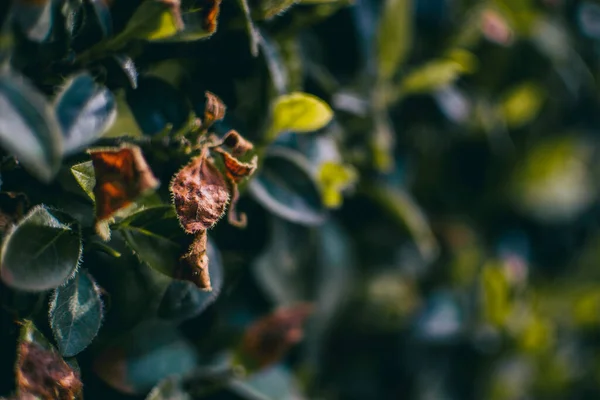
0, 70, 63, 182
12, 0, 54, 41
90, 0, 113, 37
146, 376, 191, 400
158, 237, 224, 321
119, 0, 184, 42
49, 270, 104, 357
366, 184, 438, 263
481, 261, 510, 327
71, 161, 96, 201
55, 73, 116, 155
116, 206, 185, 277
376, 0, 412, 81
499, 82, 545, 128
253, 215, 313, 305
257, 0, 298, 20
267, 92, 333, 140
248, 148, 326, 226
317, 161, 357, 208
510, 137, 595, 223
1, 205, 82, 292
245, 366, 303, 400
260, 33, 288, 94
414, 290, 462, 343
238, 0, 261, 56
399, 59, 471, 95
16, 320, 83, 400
94, 319, 198, 395
126, 76, 191, 136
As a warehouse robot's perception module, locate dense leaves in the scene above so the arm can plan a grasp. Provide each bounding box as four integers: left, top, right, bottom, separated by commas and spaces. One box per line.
2, 0, 600, 399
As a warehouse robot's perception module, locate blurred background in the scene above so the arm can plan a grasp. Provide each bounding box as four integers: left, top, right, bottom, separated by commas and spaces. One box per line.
227, 0, 600, 398
7, 0, 600, 399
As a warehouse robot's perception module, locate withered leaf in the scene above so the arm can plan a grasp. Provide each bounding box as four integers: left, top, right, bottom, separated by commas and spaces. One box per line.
200, 0, 222, 33
221, 129, 254, 157
216, 148, 258, 184
170, 148, 229, 233
239, 303, 313, 370
89, 144, 160, 223
202, 91, 226, 130
16, 341, 82, 400
214, 148, 257, 228
178, 230, 212, 290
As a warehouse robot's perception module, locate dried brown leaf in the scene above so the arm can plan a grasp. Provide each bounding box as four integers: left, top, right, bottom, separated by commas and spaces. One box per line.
170, 148, 230, 233
89, 144, 159, 224
240, 303, 314, 370
16, 341, 82, 400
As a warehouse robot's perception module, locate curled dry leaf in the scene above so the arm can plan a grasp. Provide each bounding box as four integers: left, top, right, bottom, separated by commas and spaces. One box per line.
89, 144, 159, 229
16, 341, 82, 400
239, 303, 314, 370
171, 147, 230, 233
170, 93, 257, 289
221, 129, 254, 157
178, 230, 212, 290
201, 91, 226, 131
214, 147, 258, 227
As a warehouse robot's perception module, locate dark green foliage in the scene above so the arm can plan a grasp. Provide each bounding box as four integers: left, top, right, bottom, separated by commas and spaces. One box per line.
3, 0, 600, 399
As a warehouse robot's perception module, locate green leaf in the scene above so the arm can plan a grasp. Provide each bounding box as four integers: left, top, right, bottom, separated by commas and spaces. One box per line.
55, 73, 116, 155
89, 0, 113, 37
158, 237, 223, 321
126, 76, 191, 136
238, 0, 261, 56
0, 70, 62, 182
317, 161, 358, 208
94, 319, 198, 394
248, 147, 327, 226
71, 161, 96, 201
257, 0, 298, 20
499, 82, 545, 128
49, 269, 104, 357
376, 0, 412, 81
366, 184, 439, 263
12, 0, 54, 41
267, 92, 333, 140
120, 0, 183, 42
253, 215, 313, 305
1, 205, 82, 292
116, 206, 186, 277
399, 59, 471, 96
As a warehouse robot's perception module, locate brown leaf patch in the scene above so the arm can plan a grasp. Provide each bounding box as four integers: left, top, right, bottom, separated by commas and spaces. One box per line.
170, 148, 229, 233
240, 303, 314, 370
89, 144, 159, 224
200, 0, 222, 33
16, 342, 82, 400
177, 230, 212, 290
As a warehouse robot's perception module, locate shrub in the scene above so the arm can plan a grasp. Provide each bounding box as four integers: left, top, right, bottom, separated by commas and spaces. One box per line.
2, 0, 600, 399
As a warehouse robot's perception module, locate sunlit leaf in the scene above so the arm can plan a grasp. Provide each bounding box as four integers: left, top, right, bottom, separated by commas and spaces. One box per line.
267, 92, 333, 140
376, 0, 412, 81
499, 82, 545, 128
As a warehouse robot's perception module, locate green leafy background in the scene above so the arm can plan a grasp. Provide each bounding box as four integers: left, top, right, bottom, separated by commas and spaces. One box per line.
2, 0, 600, 399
